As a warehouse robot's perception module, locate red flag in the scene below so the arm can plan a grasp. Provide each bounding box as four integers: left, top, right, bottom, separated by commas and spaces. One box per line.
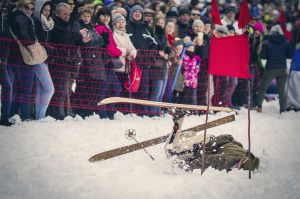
278, 10, 286, 24
238, 0, 251, 29
211, 0, 222, 25
208, 35, 252, 79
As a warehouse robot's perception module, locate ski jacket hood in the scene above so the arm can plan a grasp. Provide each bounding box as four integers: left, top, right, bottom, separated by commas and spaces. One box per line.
33, 0, 52, 22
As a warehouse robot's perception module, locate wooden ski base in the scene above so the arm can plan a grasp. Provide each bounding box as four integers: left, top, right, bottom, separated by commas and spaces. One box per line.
89, 114, 235, 162
98, 97, 233, 113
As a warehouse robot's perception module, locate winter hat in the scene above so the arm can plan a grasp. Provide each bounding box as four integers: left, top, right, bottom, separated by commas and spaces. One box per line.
112, 13, 125, 26
201, 16, 212, 25
253, 22, 264, 34
130, 5, 144, 21
192, 19, 204, 28
166, 7, 178, 18
225, 6, 236, 14
144, 8, 155, 16
178, 7, 190, 16
269, 24, 284, 35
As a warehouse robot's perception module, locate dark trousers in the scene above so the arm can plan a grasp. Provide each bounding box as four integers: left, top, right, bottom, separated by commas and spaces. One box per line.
257, 68, 288, 111
47, 70, 69, 120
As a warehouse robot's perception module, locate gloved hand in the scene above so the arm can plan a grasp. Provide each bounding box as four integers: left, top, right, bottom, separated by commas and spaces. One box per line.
101, 32, 110, 47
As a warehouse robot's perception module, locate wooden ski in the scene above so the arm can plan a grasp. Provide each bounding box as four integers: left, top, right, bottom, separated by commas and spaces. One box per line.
97, 97, 233, 113
89, 114, 235, 162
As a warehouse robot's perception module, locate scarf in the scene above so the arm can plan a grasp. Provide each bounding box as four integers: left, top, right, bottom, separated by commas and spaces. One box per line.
40, 14, 54, 31
167, 34, 175, 48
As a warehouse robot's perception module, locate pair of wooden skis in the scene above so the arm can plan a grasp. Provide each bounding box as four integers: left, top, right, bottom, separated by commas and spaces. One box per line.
89, 97, 235, 162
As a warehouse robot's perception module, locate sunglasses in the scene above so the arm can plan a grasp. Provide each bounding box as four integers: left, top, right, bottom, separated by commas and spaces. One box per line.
24, 5, 34, 12
68, 3, 75, 6
191, 13, 200, 16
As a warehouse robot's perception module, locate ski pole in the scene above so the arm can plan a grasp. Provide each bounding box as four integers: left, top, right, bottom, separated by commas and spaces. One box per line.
171, 41, 194, 91
125, 129, 155, 161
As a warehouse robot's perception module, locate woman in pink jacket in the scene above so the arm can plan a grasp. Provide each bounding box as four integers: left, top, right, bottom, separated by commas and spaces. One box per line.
94, 7, 123, 119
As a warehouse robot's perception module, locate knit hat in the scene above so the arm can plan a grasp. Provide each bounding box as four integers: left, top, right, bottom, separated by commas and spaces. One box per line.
144, 8, 155, 16
201, 16, 212, 25
178, 7, 190, 16
166, 7, 178, 18
130, 5, 144, 21
270, 24, 284, 35
253, 22, 264, 34
225, 6, 236, 14
192, 19, 204, 28
112, 13, 125, 26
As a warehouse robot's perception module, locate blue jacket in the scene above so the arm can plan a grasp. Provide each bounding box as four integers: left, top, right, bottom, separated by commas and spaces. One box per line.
260, 34, 292, 70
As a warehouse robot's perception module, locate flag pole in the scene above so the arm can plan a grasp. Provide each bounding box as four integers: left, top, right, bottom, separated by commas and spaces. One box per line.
201, 74, 211, 175
247, 79, 252, 179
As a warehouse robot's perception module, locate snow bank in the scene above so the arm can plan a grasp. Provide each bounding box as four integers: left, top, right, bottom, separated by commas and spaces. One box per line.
0, 100, 299, 199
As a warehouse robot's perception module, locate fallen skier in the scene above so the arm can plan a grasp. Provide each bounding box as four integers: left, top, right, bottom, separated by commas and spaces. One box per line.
165, 110, 260, 172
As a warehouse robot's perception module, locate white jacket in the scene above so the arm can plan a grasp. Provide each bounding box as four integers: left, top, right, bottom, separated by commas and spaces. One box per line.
113, 29, 137, 73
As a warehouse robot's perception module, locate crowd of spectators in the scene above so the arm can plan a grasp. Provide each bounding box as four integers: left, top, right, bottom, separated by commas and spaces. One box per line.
0, 0, 299, 126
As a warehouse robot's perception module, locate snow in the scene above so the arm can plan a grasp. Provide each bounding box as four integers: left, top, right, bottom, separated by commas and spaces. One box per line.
0, 100, 300, 199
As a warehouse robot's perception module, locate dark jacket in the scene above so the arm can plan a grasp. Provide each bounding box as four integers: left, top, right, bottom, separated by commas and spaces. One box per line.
0, 10, 11, 61
50, 16, 81, 45
127, 21, 158, 69
49, 16, 82, 75
78, 20, 106, 81
260, 34, 292, 70
8, 10, 35, 45
177, 21, 190, 39
8, 10, 36, 64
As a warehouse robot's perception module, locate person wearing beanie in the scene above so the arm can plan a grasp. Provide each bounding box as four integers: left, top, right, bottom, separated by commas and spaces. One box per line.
126, 2, 158, 116
257, 23, 292, 113
166, 6, 178, 23
112, 12, 136, 71
177, 7, 191, 38
129, 4, 143, 22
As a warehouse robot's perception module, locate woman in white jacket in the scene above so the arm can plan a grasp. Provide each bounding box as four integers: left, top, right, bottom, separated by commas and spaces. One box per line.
112, 13, 137, 73
111, 13, 137, 113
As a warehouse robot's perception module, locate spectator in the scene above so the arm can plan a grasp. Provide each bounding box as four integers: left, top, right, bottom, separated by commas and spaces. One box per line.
165, 6, 178, 23
144, 8, 155, 27
196, 16, 211, 106
126, 4, 158, 115
33, 0, 54, 42
163, 20, 179, 103
48, 2, 90, 120
9, 0, 54, 120
94, 7, 123, 119
0, 0, 14, 126
71, 6, 105, 118
211, 25, 229, 107
149, 14, 169, 116
180, 36, 200, 106
225, 24, 238, 108
177, 7, 191, 38
257, 25, 292, 113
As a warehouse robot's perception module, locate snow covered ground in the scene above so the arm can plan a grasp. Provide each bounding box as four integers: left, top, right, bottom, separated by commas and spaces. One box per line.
0, 100, 300, 199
